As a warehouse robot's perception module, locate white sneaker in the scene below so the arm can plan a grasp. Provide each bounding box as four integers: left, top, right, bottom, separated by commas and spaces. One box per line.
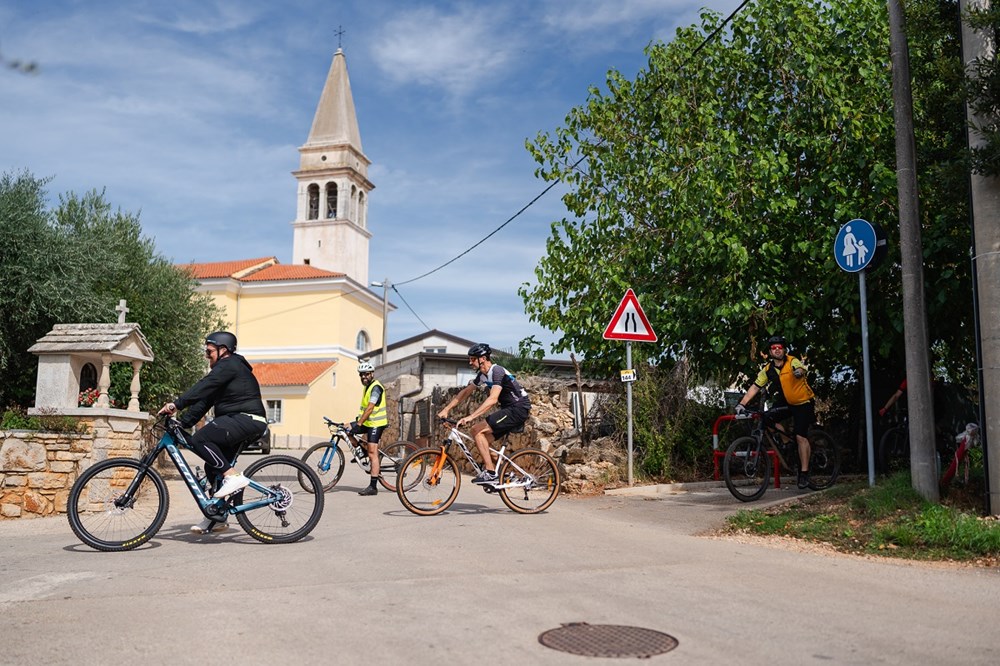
214, 473, 250, 498
190, 518, 229, 534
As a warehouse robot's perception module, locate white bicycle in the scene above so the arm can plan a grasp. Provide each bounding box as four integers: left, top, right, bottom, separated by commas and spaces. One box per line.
395, 418, 560, 515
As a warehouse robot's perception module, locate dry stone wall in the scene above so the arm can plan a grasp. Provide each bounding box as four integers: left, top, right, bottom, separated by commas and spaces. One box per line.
0, 414, 147, 520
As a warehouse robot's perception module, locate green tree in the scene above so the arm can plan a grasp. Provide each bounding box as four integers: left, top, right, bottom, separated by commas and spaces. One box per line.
0, 170, 224, 408
522, 0, 973, 390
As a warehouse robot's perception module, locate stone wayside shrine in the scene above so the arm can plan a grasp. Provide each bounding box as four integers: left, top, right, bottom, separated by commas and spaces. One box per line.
0, 304, 154, 519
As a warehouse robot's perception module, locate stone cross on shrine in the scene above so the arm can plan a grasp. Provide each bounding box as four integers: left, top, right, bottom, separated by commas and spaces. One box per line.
116, 299, 130, 324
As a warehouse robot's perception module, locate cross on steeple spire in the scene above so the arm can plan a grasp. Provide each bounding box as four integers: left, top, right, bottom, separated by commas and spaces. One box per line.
334, 25, 345, 49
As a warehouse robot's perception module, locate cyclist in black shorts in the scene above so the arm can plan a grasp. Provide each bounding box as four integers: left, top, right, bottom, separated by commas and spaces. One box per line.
437, 343, 531, 484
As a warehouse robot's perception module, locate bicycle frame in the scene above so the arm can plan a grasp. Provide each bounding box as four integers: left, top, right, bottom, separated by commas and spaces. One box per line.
438, 424, 534, 492
148, 420, 283, 519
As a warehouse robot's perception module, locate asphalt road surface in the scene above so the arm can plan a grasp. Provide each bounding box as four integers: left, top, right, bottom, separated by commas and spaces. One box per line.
2, 453, 997, 665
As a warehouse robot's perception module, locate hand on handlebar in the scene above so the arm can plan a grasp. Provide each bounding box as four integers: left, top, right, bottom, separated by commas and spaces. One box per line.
157, 402, 177, 416
734, 403, 747, 417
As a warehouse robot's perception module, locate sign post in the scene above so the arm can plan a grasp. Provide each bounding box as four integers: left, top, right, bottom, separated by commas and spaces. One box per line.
834, 219, 887, 487
603, 289, 657, 486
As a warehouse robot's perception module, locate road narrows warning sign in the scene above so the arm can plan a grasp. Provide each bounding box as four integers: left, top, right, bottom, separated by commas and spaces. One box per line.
602, 289, 657, 342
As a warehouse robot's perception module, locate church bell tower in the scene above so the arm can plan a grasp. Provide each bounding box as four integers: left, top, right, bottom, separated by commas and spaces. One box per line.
291, 48, 373, 284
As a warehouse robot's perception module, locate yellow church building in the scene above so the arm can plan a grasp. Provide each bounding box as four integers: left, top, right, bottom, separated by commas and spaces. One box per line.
181, 48, 391, 447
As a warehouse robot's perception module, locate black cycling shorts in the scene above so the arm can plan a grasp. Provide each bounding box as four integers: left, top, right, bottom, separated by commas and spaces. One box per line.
486, 403, 530, 438
351, 423, 385, 444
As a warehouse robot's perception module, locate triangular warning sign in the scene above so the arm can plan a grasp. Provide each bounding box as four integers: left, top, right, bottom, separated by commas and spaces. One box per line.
603, 289, 657, 342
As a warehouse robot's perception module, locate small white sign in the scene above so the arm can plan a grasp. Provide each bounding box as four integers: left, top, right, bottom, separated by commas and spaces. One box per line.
620, 369, 637, 383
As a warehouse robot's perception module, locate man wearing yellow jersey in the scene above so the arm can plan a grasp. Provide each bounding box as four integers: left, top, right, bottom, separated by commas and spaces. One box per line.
734, 335, 816, 489
350, 361, 388, 496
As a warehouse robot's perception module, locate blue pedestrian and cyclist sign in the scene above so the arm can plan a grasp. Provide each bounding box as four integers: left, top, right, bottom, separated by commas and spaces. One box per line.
834, 219, 886, 273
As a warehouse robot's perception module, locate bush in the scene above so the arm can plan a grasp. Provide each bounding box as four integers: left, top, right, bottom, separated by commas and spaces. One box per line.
1, 405, 88, 433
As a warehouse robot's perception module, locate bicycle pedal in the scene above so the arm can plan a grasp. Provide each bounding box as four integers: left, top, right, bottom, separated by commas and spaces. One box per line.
482, 485, 497, 494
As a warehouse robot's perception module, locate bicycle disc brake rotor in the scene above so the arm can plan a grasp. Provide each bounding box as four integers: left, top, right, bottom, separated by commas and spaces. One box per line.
269, 484, 294, 511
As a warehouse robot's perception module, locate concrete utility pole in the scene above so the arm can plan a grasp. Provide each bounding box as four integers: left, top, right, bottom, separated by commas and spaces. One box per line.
371, 278, 390, 366
960, 0, 999, 515
887, 0, 939, 502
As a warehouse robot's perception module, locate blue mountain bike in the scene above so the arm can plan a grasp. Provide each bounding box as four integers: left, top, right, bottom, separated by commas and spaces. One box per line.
67, 416, 324, 551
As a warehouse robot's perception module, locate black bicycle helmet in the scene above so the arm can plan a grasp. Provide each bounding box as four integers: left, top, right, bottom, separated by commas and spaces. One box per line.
468, 342, 491, 359
766, 335, 787, 348
205, 331, 237, 353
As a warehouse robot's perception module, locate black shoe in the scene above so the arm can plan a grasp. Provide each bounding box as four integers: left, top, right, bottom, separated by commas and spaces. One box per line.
358, 485, 378, 496
797, 472, 811, 490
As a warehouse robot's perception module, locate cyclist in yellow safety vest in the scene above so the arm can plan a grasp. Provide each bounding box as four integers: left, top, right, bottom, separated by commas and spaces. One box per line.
351, 361, 388, 496
734, 335, 816, 490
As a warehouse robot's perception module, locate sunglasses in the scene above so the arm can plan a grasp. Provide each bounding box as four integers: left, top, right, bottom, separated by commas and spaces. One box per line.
770, 344, 785, 350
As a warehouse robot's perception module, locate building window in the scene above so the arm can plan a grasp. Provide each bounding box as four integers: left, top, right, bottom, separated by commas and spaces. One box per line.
307, 184, 319, 220
326, 182, 338, 218
358, 191, 366, 228
356, 330, 370, 352
423, 346, 446, 354
266, 400, 282, 424
331, 372, 337, 388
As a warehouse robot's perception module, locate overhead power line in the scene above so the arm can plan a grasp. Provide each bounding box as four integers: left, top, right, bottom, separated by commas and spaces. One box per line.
394, 0, 752, 287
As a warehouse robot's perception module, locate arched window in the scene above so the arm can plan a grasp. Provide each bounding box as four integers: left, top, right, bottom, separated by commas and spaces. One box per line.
79, 363, 98, 391
326, 182, 338, 218
307, 184, 320, 220
350, 185, 358, 221
358, 191, 366, 228
356, 330, 370, 352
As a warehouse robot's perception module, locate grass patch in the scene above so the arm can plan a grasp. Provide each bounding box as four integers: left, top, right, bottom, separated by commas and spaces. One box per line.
724, 472, 1000, 565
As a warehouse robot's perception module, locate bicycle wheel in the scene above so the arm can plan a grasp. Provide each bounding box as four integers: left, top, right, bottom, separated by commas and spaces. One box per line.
497, 448, 560, 514
236, 455, 325, 543
67, 458, 169, 552
878, 426, 909, 475
723, 436, 770, 502
807, 429, 841, 490
377, 440, 418, 492
301, 440, 345, 492
396, 447, 460, 516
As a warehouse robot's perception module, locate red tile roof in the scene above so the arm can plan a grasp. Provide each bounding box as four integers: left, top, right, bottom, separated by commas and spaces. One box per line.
179, 257, 275, 279
177, 257, 345, 282
252, 361, 336, 387
240, 264, 345, 281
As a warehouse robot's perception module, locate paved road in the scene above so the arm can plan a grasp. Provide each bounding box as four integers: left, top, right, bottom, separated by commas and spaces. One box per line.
2, 453, 997, 665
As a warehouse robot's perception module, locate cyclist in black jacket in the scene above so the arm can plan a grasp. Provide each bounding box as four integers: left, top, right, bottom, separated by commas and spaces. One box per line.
158, 331, 267, 533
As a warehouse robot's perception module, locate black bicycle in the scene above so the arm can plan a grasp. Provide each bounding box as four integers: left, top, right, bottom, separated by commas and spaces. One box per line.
67, 416, 325, 551
723, 406, 841, 502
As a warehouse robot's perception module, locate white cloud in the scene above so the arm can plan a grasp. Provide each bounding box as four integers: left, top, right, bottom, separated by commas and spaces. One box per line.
371, 5, 516, 96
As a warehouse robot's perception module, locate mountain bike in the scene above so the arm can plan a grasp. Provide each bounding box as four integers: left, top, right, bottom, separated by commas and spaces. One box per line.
396, 418, 560, 516
723, 406, 840, 502
878, 411, 963, 477
67, 416, 325, 551
300, 417, 417, 492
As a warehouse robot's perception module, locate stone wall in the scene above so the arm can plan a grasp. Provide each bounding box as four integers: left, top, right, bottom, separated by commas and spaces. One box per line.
0, 413, 148, 520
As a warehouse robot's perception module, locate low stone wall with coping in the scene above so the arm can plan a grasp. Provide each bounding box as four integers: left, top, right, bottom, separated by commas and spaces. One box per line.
0, 411, 149, 519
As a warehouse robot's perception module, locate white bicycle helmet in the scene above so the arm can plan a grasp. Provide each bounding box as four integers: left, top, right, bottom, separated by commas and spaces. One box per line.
357, 361, 375, 373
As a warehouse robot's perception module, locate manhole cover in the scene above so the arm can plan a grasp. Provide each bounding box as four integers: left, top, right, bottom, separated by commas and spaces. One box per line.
538, 623, 679, 659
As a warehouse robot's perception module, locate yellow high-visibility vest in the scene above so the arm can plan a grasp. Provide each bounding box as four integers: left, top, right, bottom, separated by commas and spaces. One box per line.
358, 380, 388, 427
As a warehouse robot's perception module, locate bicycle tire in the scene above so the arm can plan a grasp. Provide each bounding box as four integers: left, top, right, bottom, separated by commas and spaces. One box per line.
878, 426, 909, 475
723, 436, 770, 502
497, 448, 560, 514
301, 440, 345, 492
396, 447, 460, 516
377, 440, 418, 492
67, 458, 169, 552
806, 429, 841, 490
236, 455, 324, 543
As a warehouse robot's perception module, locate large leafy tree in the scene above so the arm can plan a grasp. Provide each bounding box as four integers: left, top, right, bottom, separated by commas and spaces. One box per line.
522, 0, 972, 390
0, 170, 224, 408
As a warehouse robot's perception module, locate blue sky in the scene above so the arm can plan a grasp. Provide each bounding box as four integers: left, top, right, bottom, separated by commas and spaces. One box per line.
1, 0, 741, 357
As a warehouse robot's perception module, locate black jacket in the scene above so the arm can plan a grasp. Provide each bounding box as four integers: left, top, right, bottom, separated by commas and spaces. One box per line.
174, 353, 265, 427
